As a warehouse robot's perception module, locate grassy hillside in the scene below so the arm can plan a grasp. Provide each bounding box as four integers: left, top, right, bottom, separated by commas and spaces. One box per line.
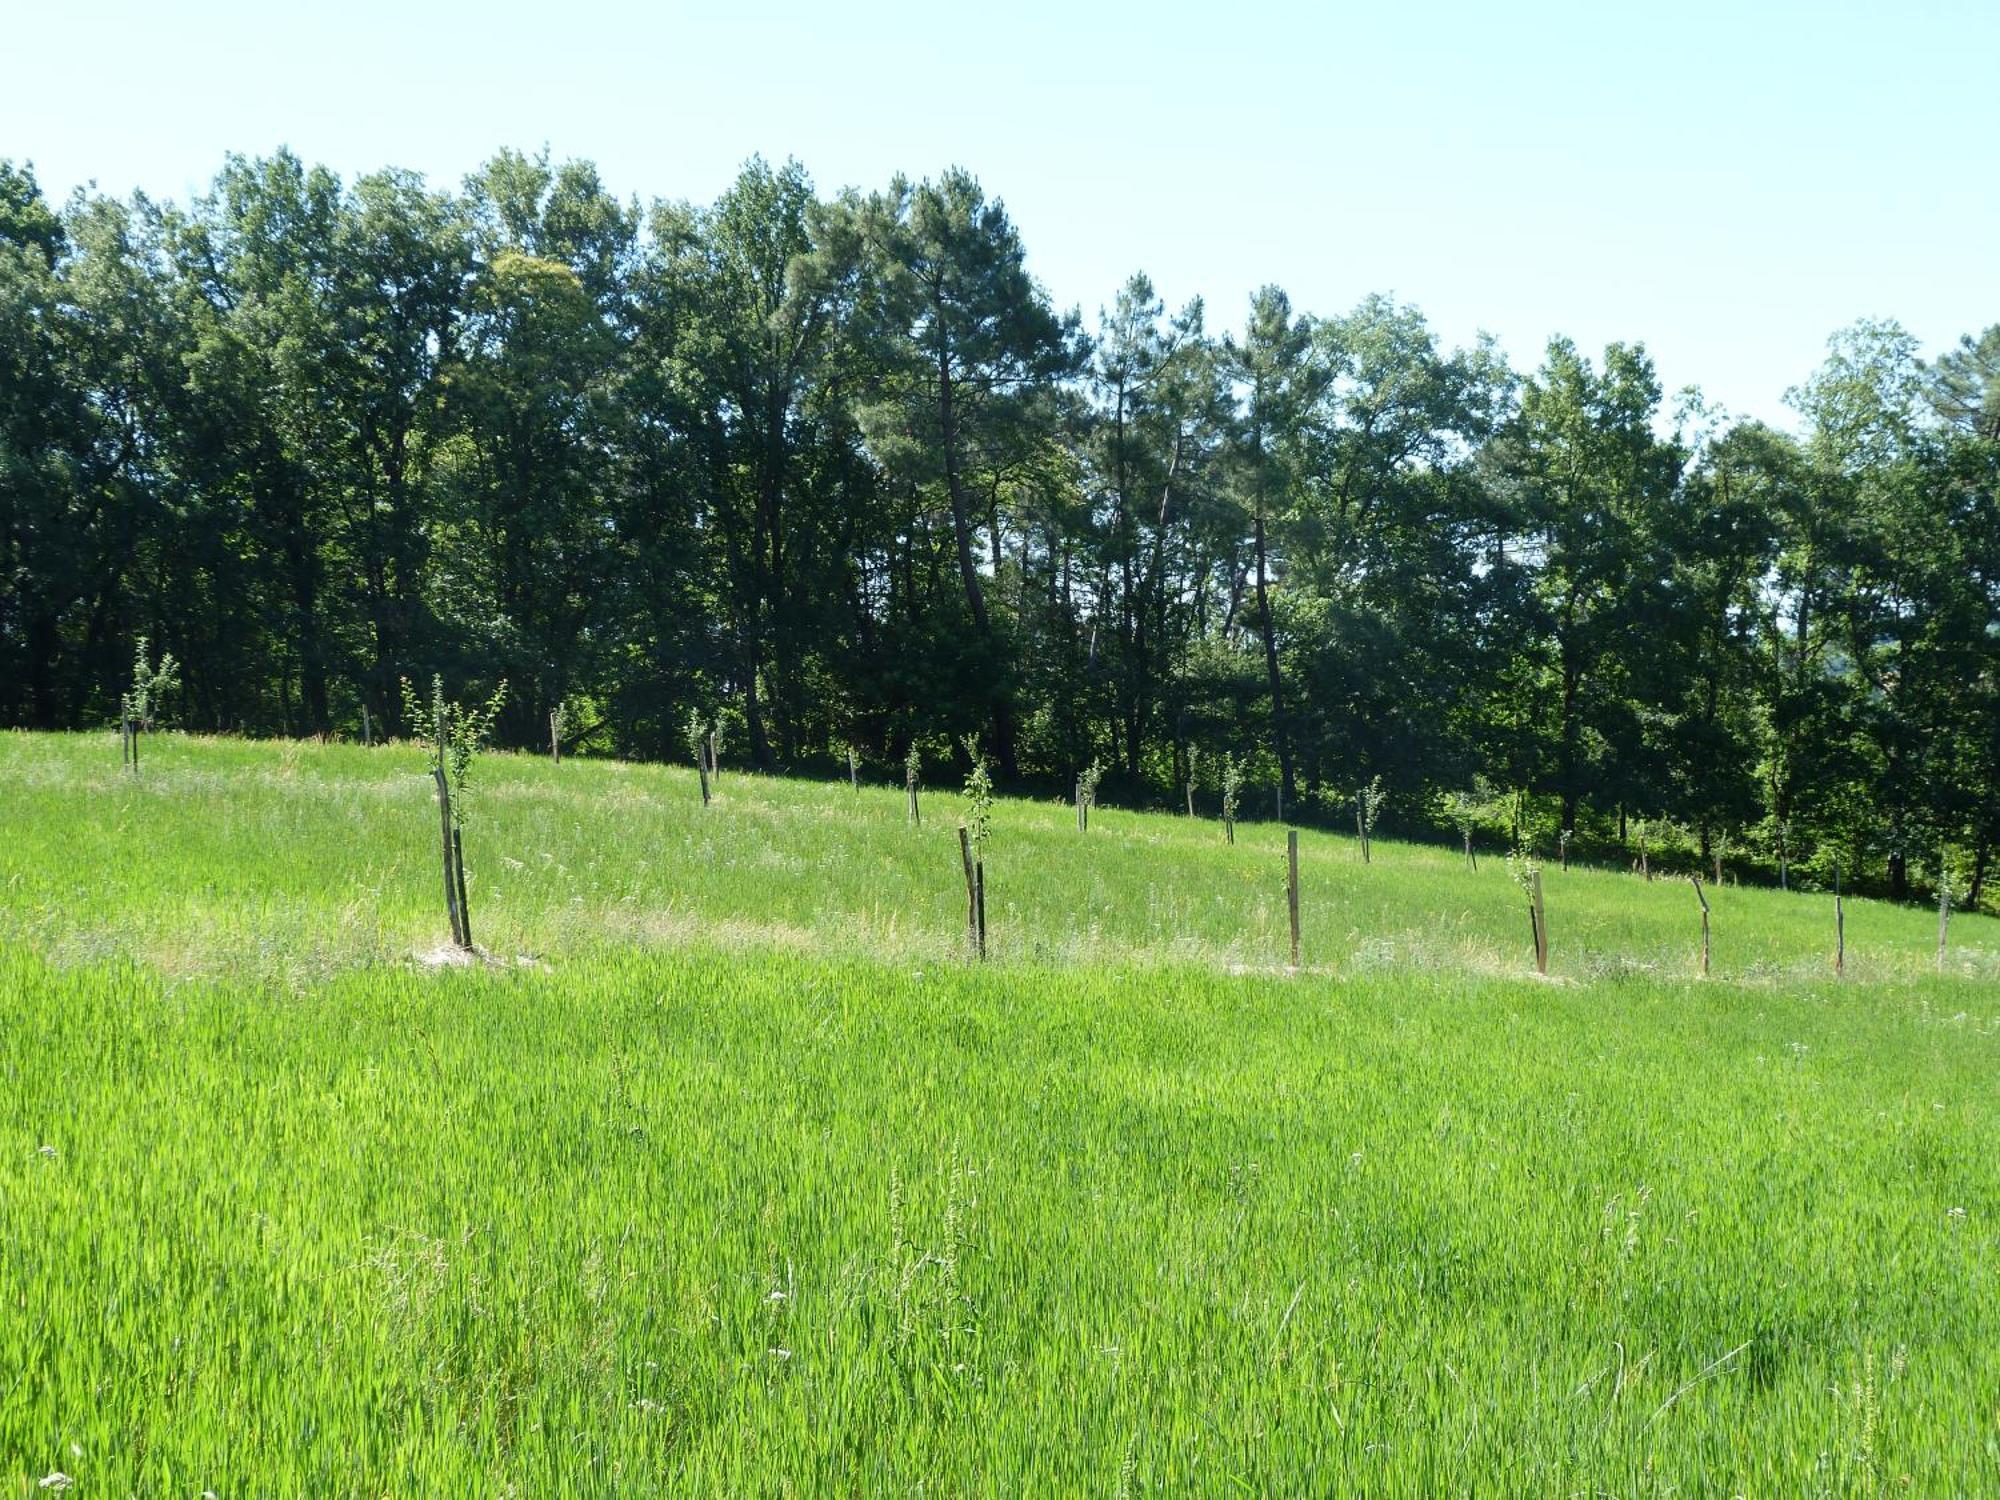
3, 731, 1998, 1495
2, 730, 1993, 987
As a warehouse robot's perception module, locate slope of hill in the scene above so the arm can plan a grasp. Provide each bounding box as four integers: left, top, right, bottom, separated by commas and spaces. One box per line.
3, 732, 1997, 1494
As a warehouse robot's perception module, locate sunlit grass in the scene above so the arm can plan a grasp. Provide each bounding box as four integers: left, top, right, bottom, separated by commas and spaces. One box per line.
2, 730, 1992, 988
3, 731, 1997, 1493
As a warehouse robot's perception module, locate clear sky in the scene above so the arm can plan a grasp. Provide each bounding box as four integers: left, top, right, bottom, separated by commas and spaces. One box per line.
6, 0, 1992, 427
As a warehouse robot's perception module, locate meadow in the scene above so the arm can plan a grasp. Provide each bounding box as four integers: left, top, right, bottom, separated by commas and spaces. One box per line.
3, 731, 1998, 1495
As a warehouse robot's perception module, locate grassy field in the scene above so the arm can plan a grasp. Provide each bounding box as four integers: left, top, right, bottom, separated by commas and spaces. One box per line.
3, 731, 1998, 1494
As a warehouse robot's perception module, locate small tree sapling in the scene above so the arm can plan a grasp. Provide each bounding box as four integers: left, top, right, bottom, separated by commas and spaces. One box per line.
120, 636, 180, 771
401, 674, 507, 951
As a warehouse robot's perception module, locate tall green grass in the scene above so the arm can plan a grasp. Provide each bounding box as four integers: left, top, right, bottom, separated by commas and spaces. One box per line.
3, 732, 1998, 1493
2, 731, 1993, 988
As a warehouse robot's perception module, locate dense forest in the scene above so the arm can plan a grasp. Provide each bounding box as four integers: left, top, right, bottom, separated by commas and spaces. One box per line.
3, 149, 1998, 902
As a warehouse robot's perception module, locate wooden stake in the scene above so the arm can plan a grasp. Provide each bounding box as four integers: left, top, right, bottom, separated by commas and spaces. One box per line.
709, 730, 719, 779
1834, 862, 1845, 977
550, 709, 560, 764
1286, 829, 1301, 968
1689, 874, 1710, 977
1076, 777, 1084, 832
1531, 870, 1548, 975
1464, 830, 1476, 871
452, 823, 472, 950
1937, 844, 1951, 973
1355, 798, 1370, 864
907, 768, 920, 825
128, 717, 139, 773
362, 704, 373, 747
849, 748, 858, 793
433, 764, 464, 947
958, 827, 979, 958
974, 860, 987, 960
1186, 779, 1196, 818
698, 762, 710, 807
1225, 814, 1235, 845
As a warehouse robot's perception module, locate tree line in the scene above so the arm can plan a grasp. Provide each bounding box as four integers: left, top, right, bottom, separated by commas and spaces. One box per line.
3, 149, 1997, 903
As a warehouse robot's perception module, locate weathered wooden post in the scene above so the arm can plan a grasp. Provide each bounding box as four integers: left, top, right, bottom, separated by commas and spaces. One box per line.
362, 704, 373, 747
849, 747, 859, 793
1286, 829, 1301, 968
1076, 777, 1085, 832
1355, 796, 1368, 863
907, 766, 920, 825
1689, 874, 1710, 977
1464, 829, 1476, 871
1559, 827, 1572, 872
698, 760, 711, 807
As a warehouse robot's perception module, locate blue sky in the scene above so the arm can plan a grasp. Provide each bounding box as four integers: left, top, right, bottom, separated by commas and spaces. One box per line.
6, 0, 1991, 426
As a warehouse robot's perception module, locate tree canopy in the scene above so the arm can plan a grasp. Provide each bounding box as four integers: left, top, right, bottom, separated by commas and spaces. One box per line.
4, 148, 1997, 903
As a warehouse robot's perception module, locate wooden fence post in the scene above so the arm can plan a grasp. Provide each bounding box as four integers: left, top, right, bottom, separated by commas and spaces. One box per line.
1689, 874, 1710, 977
849, 748, 858, 793
698, 761, 710, 807
1225, 812, 1235, 845
1076, 777, 1084, 832
550, 710, 561, 764
907, 768, 920, 825
1355, 798, 1368, 863
1286, 829, 1301, 968
362, 704, 373, 747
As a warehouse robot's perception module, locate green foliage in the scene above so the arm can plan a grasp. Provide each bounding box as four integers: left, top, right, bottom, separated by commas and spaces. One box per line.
960, 735, 993, 860
3, 144, 1998, 910
121, 636, 180, 731
400, 674, 507, 824
1358, 774, 1387, 837
1076, 756, 1104, 809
